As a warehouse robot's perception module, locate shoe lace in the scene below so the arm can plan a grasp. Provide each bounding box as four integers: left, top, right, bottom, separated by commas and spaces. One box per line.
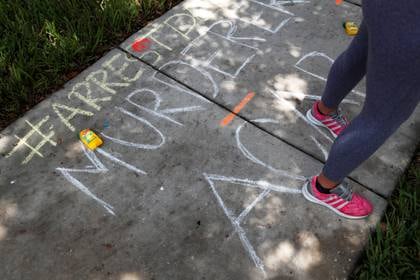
330, 109, 347, 126
331, 181, 353, 201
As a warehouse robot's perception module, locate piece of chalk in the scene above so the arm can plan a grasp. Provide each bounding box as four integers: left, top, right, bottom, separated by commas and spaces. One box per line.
79, 129, 103, 150
343, 21, 359, 36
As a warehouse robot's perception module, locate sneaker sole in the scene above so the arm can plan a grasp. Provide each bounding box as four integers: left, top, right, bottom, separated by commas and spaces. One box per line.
306, 109, 338, 138
301, 181, 368, 220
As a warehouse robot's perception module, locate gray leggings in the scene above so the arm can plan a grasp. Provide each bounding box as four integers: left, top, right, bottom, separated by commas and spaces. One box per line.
321, 0, 420, 182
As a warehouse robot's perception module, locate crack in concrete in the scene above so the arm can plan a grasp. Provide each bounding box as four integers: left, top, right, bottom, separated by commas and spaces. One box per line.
117, 47, 385, 199
344, 0, 361, 7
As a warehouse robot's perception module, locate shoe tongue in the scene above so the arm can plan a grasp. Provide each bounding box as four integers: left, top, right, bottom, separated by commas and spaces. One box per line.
329, 110, 341, 118
330, 182, 353, 201
327, 110, 337, 116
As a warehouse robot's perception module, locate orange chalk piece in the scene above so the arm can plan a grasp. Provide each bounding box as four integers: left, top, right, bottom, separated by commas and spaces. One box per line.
131, 38, 151, 52
79, 129, 103, 150
335, 0, 343, 5
220, 92, 255, 127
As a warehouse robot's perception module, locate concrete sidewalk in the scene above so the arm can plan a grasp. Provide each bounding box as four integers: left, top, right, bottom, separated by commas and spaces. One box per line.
0, 0, 417, 279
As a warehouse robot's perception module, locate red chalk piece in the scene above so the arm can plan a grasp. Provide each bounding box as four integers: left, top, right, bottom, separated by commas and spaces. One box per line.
131, 38, 151, 52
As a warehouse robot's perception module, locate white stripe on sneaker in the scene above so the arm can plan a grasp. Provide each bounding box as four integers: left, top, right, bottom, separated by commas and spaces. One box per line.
322, 196, 336, 203
336, 201, 349, 210
329, 124, 341, 130
329, 198, 344, 206
322, 118, 333, 123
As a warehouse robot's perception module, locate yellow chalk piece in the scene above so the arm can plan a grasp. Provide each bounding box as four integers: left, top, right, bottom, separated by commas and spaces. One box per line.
343, 22, 359, 36
79, 129, 103, 150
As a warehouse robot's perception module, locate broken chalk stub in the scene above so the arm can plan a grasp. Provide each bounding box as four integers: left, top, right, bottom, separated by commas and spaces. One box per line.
343, 21, 359, 36
79, 129, 103, 150
131, 38, 151, 52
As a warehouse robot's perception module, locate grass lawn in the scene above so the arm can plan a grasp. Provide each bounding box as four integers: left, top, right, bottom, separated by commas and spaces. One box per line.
351, 146, 420, 280
0, 0, 180, 129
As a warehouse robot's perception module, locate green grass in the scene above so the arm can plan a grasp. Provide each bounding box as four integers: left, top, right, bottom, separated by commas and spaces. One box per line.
351, 147, 420, 280
0, 0, 178, 129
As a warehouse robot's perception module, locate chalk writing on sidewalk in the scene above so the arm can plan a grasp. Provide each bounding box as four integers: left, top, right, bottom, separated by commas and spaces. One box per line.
1, 1, 368, 278
204, 173, 302, 276
57, 142, 146, 216
6, 116, 57, 164
295, 51, 365, 98
134, 12, 197, 51
5, 53, 146, 164
4, 0, 309, 164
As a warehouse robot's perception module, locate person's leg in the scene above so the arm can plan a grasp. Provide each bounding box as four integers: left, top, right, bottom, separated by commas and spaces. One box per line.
318, 21, 368, 115
305, 21, 369, 139
321, 96, 419, 184
303, 0, 420, 219
321, 0, 420, 185
305, 88, 418, 218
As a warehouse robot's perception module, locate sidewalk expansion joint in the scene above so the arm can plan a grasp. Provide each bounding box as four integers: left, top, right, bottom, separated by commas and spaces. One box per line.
117, 46, 381, 197
347, 177, 387, 199
344, 0, 361, 7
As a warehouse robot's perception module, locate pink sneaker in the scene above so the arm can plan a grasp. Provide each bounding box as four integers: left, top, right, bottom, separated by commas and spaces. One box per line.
302, 176, 373, 219
306, 101, 349, 138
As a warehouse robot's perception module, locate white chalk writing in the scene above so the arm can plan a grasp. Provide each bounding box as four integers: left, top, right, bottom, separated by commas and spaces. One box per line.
6, 116, 57, 164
